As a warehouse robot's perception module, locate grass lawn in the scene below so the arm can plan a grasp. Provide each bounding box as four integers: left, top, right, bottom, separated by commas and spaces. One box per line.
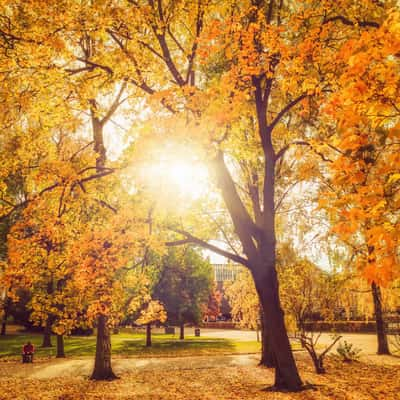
0, 330, 263, 360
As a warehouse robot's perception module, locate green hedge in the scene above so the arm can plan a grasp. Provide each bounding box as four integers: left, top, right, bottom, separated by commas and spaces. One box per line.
303, 321, 378, 333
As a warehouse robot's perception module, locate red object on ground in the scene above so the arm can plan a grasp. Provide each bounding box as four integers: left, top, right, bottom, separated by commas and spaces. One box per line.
22, 343, 35, 354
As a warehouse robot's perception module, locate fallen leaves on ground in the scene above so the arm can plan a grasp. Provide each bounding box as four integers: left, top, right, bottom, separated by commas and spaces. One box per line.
0, 354, 399, 400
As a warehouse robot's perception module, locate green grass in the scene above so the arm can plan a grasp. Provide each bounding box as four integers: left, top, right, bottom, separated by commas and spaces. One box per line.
0, 331, 262, 360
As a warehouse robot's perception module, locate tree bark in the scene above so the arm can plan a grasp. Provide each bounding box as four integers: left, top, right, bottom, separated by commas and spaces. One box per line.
146, 323, 152, 347
259, 306, 275, 367
56, 334, 65, 358
91, 315, 117, 380
179, 323, 184, 340
1, 297, 11, 336
41, 316, 53, 347
254, 264, 302, 391
371, 282, 390, 355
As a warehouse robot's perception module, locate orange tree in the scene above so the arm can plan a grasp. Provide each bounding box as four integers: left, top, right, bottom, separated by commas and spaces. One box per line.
318, 10, 400, 354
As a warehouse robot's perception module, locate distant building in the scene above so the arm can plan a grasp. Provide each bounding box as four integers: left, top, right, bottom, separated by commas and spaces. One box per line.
210, 263, 244, 320
212, 263, 243, 283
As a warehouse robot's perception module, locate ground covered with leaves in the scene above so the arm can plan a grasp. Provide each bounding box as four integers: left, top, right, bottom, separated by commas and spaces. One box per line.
0, 353, 399, 400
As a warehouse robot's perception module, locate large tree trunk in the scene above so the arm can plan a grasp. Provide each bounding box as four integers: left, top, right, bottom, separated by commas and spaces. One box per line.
179, 322, 184, 340
56, 334, 65, 358
146, 323, 152, 347
371, 282, 390, 355
211, 146, 303, 391
259, 306, 275, 367
254, 264, 303, 391
41, 316, 53, 347
91, 315, 117, 380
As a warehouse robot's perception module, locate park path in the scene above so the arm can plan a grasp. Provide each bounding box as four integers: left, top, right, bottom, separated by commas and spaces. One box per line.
1, 350, 399, 380
0, 354, 260, 379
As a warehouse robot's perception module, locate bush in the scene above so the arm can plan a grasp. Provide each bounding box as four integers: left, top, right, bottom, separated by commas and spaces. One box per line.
303, 321, 378, 333
337, 340, 362, 362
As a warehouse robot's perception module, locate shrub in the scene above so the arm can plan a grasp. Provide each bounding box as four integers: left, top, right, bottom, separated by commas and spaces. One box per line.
293, 331, 341, 374
337, 340, 362, 362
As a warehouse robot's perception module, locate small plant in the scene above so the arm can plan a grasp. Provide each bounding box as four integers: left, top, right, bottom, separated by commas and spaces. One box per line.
389, 322, 400, 354
336, 340, 362, 362
292, 331, 341, 374
390, 333, 400, 354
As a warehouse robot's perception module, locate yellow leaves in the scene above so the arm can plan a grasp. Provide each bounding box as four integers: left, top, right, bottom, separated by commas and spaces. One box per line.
362, 256, 398, 287
135, 300, 167, 325
338, 133, 367, 151
388, 123, 400, 139
387, 173, 400, 184
301, 78, 319, 95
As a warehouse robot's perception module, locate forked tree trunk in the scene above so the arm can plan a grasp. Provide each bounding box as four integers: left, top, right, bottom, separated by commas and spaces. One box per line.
179, 323, 184, 340
371, 282, 390, 355
56, 334, 65, 358
259, 307, 275, 367
41, 316, 53, 347
254, 266, 303, 391
91, 315, 117, 380
146, 323, 152, 347
211, 146, 303, 391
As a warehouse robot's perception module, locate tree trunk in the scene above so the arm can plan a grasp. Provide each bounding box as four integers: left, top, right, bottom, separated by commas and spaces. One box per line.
179, 323, 184, 340
0, 320, 5, 336
41, 316, 53, 347
259, 307, 275, 367
371, 282, 390, 355
146, 323, 152, 347
1, 297, 11, 336
91, 315, 117, 380
56, 334, 65, 358
254, 266, 303, 391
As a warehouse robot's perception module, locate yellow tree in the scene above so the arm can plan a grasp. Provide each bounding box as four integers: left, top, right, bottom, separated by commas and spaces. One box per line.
103, 0, 399, 390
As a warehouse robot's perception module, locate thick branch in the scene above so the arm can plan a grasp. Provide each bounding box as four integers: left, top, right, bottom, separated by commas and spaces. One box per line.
185, 0, 204, 85
166, 229, 250, 267
324, 15, 379, 28
268, 94, 307, 133
211, 151, 259, 260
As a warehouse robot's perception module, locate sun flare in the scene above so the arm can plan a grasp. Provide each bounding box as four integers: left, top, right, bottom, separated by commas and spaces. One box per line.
136, 143, 210, 204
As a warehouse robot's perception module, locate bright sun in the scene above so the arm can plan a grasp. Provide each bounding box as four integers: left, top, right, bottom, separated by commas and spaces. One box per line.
137, 144, 210, 204
165, 160, 208, 200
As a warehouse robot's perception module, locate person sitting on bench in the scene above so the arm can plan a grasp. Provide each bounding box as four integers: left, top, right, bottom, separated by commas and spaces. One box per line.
22, 341, 35, 363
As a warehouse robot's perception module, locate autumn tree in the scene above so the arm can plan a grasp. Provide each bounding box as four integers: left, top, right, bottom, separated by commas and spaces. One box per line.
203, 285, 222, 322
77, 0, 398, 389
225, 269, 260, 331
317, 10, 400, 354
136, 300, 167, 347
154, 247, 213, 340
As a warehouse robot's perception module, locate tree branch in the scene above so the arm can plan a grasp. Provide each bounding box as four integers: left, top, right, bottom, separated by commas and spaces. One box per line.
101, 81, 127, 125
324, 15, 379, 28
268, 94, 307, 133
166, 228, 250, 267
275, 140, 333, 163
211, 151, 260, 259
